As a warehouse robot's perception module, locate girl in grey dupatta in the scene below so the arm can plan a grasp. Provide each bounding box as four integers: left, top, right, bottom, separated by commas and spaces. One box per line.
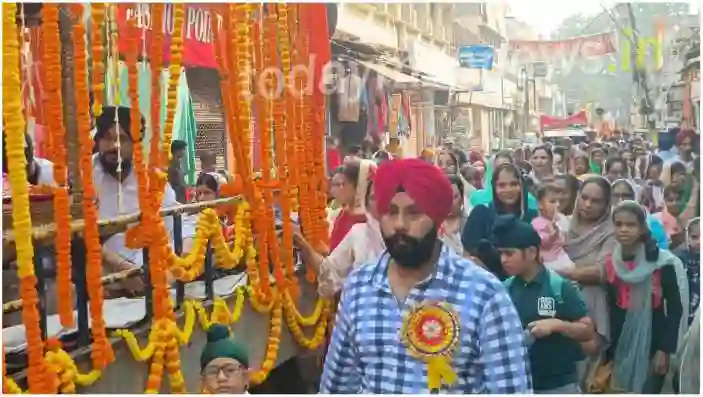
563, 176, 615, 341
606, 201, 689, 393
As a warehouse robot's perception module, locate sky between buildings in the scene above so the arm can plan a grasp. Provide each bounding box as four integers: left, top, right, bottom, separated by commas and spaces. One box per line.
507, 0, 698, 36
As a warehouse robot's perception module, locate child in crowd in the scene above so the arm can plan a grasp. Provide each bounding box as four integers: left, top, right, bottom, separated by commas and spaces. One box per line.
674, 218, 700, 326
200, 324, 250, 394
531, 184, 574, 272
653, 185, 685, 248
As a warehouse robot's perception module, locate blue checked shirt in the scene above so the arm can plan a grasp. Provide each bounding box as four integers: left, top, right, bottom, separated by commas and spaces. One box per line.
320, 246, 532, 394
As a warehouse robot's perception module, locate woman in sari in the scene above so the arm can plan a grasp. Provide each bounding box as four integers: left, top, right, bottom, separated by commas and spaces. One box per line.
327, 159, 377, 251
561, 176, 616, 361
602, 201, 688, 393
661, 160, 698, 226
462, 163, 538, 280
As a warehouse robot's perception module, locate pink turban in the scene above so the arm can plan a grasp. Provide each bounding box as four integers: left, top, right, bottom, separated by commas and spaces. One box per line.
374, 158, 453, 225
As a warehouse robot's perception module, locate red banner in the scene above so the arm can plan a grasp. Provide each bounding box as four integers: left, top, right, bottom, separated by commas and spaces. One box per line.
540, 111, 589, 130
117, 4, 223, 69
509, 32, 616, 62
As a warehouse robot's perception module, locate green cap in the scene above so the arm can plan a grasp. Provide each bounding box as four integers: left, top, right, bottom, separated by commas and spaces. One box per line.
200, 324, 249, 370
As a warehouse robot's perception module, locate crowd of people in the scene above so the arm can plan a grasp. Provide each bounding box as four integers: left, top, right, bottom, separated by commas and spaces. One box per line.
308, 128, 700, 394
3, 109, 701, 394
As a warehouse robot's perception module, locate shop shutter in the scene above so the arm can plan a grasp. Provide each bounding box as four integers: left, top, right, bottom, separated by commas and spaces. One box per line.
185, 68, 228, 174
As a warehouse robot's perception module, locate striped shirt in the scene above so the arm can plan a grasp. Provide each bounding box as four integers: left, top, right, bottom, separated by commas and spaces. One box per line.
320, 246, 532, 394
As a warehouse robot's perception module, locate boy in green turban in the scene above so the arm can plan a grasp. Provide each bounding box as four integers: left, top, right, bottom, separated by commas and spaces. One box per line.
200, 324, 250, 394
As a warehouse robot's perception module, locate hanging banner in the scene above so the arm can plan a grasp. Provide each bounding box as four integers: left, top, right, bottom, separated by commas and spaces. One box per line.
509, 32, 616, 63
458, 45, 494, 70
540, 111, 589, 130
117, 3, 223, 69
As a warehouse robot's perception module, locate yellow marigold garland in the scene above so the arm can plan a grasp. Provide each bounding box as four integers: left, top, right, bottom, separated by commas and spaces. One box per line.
249, 290, 283, 385
160, 3, 185, 167
282, 294, 331, 349
3, 3, 56, 392
71, 4, 114, 370
40, 4, 74, 329
44, 339, 101, 394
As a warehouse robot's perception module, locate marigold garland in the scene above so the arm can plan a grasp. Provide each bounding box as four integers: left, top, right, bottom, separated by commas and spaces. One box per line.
230, 4, 273, 305
44, 339, 101, 394
2, 5, 336, 393
249, 290, 283, 385
91, 3, 106, 117
40, 4, 74, 329
3, 3, 56, 392
281, 293, 331, 349
148, 3, 165, 170
160, 3, 185, 168
261, 7, 294, 296
270, 5, 300, 299
71, 4, 114, 370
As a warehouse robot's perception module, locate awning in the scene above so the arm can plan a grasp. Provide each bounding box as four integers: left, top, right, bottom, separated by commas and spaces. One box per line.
358, 60, 420, 86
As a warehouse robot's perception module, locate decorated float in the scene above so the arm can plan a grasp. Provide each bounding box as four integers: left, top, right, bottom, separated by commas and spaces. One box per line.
3, 3, 333, 393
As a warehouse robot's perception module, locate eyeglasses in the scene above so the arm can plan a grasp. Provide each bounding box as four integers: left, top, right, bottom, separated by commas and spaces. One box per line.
203, 365, 246, 379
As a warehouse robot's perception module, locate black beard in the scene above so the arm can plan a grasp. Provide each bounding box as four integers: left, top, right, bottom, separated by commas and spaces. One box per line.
383, 226, 439, 269
99, 155, 133, 179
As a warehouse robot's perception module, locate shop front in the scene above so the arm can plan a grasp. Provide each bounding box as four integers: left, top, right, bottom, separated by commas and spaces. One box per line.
408, 41, 459, 147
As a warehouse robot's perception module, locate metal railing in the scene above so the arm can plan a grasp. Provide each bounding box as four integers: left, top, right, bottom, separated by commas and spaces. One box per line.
2, 196, 245, 348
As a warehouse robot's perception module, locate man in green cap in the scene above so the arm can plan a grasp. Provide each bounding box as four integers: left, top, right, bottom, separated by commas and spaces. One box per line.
493, 214, 596, 394
200, 324, 250, 394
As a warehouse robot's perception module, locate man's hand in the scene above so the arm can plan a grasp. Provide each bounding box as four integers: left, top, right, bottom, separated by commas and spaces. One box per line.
527, 319, 563, 338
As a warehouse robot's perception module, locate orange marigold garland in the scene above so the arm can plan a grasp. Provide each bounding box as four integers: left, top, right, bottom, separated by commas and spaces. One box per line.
3, 3, 56, 392
272, 4, 300, 299
232, 4, 273, 306
148, 3, 166, 169
261, 6, 292, 295
91, 3, 106, 117
71, 4, 115, 370
40, 4, 74, 329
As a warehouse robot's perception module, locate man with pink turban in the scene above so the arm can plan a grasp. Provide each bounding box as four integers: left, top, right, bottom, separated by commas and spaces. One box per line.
321, 158, 531, 394
666, 128, 698, 171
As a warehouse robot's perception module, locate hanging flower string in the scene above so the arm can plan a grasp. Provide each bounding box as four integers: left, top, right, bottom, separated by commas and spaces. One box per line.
91, 3, 106, 117
70, 3, 114, 371
3, 3, 56, 392
40, 4, 74, 328
3, 4, 334, 393
160, 4, 185, 168
148, 3, 165, 170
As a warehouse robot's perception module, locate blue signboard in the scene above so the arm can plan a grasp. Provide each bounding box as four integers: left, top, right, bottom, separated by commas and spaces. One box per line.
458, 45, 494, 70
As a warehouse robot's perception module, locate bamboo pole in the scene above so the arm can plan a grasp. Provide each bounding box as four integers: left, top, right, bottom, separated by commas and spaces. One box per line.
3, 195, 242, 245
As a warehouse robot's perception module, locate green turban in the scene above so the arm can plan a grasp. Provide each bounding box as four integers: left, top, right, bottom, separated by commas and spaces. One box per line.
200, 324, 249, 370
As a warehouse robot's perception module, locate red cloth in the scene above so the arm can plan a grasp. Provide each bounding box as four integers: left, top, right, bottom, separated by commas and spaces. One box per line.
374, 158, 453, 225
326, 147, 342, 172
604, 253, 662, 309
676, 128, 697, 146
329, 210, 367, 251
